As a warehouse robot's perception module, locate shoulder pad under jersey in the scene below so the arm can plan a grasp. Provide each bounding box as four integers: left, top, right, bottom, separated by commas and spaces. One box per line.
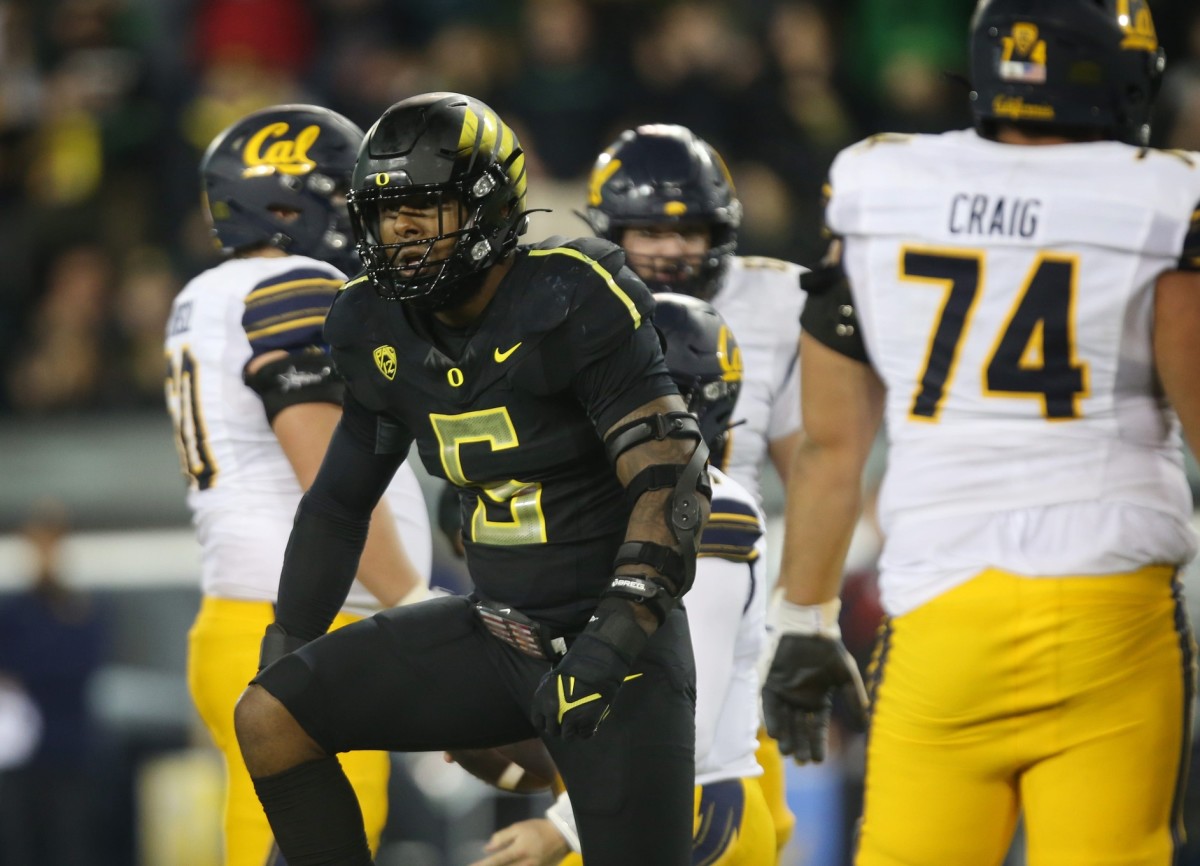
518, 236, 655, 364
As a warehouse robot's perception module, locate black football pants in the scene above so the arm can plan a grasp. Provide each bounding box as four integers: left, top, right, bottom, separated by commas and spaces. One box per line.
254, 595, 697, 866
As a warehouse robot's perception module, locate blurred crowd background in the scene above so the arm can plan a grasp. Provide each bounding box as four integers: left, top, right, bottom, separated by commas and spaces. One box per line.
1, 0, 1200, 864
0, 0, 1198, 418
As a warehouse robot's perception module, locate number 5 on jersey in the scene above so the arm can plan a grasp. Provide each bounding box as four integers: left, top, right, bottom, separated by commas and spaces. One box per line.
430, 408, 548, 546
903, 247, 1089, 421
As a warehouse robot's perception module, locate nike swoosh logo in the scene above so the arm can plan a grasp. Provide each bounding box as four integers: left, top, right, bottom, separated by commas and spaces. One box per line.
494, 342, 522, 363
557, 675, 602, 723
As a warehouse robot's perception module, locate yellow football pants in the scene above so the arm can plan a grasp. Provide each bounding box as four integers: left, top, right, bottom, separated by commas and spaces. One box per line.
754, 727, 795, 856
857, 565, 1194, 866
187, 597, 390, 866
559, 776, 775, 866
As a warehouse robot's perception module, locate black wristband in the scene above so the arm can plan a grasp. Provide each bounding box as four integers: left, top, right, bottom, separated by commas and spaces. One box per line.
602, 574, 676, 626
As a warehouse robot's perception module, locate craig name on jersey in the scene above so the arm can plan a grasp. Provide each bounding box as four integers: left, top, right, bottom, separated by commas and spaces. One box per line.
825, 128, 1200, 524
948, 193, 1040, 239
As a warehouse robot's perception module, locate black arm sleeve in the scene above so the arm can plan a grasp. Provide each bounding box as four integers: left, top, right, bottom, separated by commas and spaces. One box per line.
572, 321, 678, 434
273, 391, 410, 641
799, 264, 871, 364
243, 350, 344, 424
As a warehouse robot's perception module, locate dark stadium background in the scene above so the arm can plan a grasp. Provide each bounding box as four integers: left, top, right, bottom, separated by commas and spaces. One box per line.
0, 1, 1198, 864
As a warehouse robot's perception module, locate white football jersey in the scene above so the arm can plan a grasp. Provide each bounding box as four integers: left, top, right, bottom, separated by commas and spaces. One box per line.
164, 256, 431, 612
692, 467, 767, 785
710, 255, 805, 502
828, 129, 1200, 614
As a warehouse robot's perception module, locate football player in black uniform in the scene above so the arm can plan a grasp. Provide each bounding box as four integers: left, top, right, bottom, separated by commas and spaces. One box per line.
232, 92, 710, 866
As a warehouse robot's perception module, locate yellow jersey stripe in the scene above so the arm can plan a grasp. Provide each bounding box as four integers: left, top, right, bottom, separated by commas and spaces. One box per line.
245, 277, 342, 303
340, 275, 370, 292
698, 548, 760, 562
707, 512, 761, 527
528, 247, 641, 327
244, 315, 328, 341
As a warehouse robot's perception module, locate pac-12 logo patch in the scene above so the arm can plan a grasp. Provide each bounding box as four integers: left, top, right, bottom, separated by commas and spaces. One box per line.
373, 345, 397, 381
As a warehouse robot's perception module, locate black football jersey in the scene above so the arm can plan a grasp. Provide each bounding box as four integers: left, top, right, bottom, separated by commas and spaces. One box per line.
325, 236, 676, 629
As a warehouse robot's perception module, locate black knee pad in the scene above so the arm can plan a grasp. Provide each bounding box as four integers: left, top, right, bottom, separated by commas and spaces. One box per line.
252, 651, 336, 753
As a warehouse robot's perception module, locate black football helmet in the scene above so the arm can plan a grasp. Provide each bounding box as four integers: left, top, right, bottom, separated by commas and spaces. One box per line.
585, 125, 741, 300
200, 105, 364, 268
969, 0, 1165, 145
653, 292, 743, 459
347, 92, 529, 309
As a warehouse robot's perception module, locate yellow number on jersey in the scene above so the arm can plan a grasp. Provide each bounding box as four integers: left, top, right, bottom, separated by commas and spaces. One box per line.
429, 408, 548, 545
165, 347, 218, 490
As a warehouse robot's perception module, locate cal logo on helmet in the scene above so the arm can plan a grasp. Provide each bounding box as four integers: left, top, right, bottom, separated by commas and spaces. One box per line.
242, 122, 321, 178
587, 155, 621, 208
373, 345, 397, 381
717, 325, 743, 384
999, 22, 1047, 83
1117, 0, 1158, 52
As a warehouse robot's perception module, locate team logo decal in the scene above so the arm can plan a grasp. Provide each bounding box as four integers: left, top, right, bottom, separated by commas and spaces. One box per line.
587, 156, 621, 207
494, 342, 522, 364
1117, 0, 1158, 52
242, 122, 321, 178
999, 22, 1047, 84
373, 345, 397, 381
992, 95, 1055, 121
717, 325, 743, 383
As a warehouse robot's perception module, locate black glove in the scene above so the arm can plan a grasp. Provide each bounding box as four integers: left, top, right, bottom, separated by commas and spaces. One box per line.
258, 623, 308, 672
762, 633, 867, 763
532, 598, 648, 740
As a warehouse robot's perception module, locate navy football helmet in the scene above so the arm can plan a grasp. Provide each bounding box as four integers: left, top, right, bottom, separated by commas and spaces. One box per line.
585, 125, 741, 300
969, 0, 1165, 145
347, 92, 529, 309
200, 105, 364, 268
653, 292, 743, 459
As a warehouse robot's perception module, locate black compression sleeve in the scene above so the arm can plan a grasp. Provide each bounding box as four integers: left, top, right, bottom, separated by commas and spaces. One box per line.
273, 397, 408, 641
572, 322, 677, 433
243, 351, 344, 424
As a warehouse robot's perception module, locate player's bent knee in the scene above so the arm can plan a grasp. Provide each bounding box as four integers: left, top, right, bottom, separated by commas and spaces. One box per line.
234, 684, 325, 775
